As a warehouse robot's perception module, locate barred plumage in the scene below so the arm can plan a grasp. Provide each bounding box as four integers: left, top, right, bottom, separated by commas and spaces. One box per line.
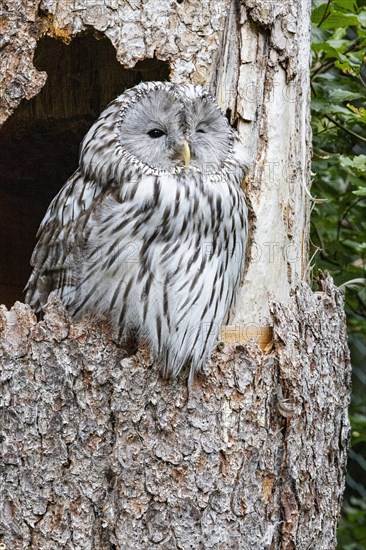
25, 81, 248, 380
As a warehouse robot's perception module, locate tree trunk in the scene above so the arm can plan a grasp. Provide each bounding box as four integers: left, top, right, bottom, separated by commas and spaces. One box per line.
0, 1, 350, 548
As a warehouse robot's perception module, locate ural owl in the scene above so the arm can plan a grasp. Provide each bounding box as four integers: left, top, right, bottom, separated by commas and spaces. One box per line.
25, 81, 248, 380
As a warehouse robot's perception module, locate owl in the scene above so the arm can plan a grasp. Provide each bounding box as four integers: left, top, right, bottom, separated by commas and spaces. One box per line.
25, 81, 248, 381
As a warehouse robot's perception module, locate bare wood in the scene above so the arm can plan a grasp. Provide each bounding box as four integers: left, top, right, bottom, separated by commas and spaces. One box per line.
220, 324, 273, 351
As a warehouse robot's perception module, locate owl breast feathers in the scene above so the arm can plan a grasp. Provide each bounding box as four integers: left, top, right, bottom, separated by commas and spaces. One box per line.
25, 81, 248, 380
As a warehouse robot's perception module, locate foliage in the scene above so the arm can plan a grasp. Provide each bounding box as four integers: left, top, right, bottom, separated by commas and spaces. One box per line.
311, 1, 366, 547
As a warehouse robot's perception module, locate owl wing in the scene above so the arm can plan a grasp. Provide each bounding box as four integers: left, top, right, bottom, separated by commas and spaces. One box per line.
25, 169, 104, 313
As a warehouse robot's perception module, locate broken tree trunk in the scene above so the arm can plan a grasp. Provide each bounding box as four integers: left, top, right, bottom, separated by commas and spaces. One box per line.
0, 276, 350, 548
0, 0, 350, 548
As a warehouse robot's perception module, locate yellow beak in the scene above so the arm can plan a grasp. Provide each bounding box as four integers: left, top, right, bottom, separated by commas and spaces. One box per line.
180, 140, 191, 166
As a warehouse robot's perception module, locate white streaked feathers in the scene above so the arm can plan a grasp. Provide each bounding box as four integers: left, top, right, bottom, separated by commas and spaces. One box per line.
25, 81, 248, 380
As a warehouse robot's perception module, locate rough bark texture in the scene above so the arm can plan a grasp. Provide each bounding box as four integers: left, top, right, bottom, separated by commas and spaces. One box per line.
0, 275, 350, 549
0, 1, 351, 548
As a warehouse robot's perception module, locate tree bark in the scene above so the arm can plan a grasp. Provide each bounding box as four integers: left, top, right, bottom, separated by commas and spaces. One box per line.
0, 1, 351, 548
0, 275, 350, 549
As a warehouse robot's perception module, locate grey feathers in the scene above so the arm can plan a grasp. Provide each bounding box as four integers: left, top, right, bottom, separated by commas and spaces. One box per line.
25, 81, 248, 380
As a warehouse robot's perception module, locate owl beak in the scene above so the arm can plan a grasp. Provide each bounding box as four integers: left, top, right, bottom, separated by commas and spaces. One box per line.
180, 140, 191, 166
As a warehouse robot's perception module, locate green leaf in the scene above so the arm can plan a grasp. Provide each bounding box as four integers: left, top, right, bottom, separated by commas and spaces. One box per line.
335, 59, 360, 76
357, 10, 366, 27
340, 155, 366, 174
321, 12, 359, 30
327, 38, 352, 51
353, 187, 366, 196
312, 4, 330, 26
328, 89, 365, 102
333, 0, 358, 14
312, 43, 340, 57
311, 26, 331, 45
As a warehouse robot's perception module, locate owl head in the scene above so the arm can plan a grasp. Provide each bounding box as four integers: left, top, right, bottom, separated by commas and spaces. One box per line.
79, 81, 246, 183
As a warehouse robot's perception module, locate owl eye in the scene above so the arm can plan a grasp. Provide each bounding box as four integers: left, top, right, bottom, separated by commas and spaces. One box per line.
147, 129, 166, 138
196, 128, 206, 134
